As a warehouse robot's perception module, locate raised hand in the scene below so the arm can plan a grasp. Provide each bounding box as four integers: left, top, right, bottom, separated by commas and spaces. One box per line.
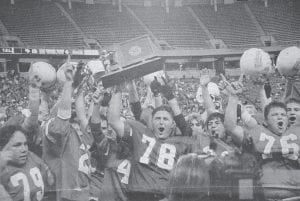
220, 74, 243, 95
150, 76, 161, 96
101, 92, 111, 107
226, 81, 243, 95
64, 63, 75, 82
218, 74, 230, 90
160, 76, 174, 100
72, 62, 85, 89
199, 68, 211, 86
92, 88, 102, 104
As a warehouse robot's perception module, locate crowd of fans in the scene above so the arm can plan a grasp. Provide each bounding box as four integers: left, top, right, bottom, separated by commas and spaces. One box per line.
0, 67, 287, 124
0, 60, 299, 201
0, 70, 29, 126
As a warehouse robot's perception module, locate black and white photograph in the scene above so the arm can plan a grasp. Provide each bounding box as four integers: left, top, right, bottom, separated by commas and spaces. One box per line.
0, 0, 300, 201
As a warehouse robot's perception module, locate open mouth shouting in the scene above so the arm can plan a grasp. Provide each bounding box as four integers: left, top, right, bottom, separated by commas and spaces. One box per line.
277, 121, 285, 131
155, 126, 170, 139
211, 130, 219, 138
158, 127, 165, 133
289, 116, 296, 125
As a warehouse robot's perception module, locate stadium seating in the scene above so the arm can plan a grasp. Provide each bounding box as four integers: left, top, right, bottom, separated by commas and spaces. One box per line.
130, 6, 210, 49
64, 2, 147, 47
247, 0, 300, 46
191, 3, 261, 48
0, 0, 85, 48
0, 0, 298, 49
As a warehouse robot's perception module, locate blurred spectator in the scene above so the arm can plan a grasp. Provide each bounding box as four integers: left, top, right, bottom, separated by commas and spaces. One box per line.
0, 69, 29, 122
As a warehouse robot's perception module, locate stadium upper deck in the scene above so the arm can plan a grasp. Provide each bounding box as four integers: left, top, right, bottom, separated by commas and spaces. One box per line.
0, 0, 299, 49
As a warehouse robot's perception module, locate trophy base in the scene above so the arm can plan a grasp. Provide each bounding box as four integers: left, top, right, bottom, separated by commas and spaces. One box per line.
101, 57, 163, 88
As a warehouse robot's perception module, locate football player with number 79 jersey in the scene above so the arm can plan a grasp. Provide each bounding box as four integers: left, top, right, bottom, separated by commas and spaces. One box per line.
108, 89, 193, 201
225, 92, 300, 200
0, 125, 54, 201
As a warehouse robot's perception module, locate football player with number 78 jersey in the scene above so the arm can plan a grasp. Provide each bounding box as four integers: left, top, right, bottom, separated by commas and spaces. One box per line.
225, 83, 300, 200
108, 86, 193, 201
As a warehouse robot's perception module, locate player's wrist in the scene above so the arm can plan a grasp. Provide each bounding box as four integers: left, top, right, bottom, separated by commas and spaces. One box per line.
29, 86, 40, 101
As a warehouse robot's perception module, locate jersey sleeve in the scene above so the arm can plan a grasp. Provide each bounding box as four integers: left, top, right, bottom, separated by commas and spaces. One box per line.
130, 101, 142, 121
45, 117, 70, 143
89, 122, 104, 144
44, 117, 71, 155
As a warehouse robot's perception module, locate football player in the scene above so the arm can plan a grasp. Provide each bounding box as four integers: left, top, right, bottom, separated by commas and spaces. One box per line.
225, 82, 300, 200
4, 69, 45, 157
286, 98, 300, 126
89, 84, 131, 201
108, 85, 193, 201
0, 125, 53, 201
99, 135, 132, 201
42, 66, 94, 201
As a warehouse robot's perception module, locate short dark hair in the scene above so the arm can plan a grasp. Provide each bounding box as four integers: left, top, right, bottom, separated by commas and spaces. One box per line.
205, 112, 224, 128
286, 98, 300, 106
152, 105, 174, 119
0, 125, 27, 150
264, 101, 287, 120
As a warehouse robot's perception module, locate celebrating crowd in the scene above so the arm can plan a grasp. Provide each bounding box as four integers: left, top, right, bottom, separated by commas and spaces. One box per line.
0, 46, 300, 201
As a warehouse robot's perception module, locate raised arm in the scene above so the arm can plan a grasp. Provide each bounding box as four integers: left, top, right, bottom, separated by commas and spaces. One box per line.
199, 69, 217, 115
75, 90, 89, 130
127, 80, 142, 120
44, 67, 74, 149
259, 81, 272, 111
39, 91, 50, 121
22, 78, 41, 132
240, 104, 258, 128
108, 86, 125, 138
224, 81, 245, 145
91, 88, 102, 124
57, 81, 73, 120
127, 80, 139, 104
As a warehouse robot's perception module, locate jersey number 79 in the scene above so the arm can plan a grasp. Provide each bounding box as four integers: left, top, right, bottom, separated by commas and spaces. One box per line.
10, 167, 44, 201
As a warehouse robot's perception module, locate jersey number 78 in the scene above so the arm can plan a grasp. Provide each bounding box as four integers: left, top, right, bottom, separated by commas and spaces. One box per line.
139, 135, 176, 170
